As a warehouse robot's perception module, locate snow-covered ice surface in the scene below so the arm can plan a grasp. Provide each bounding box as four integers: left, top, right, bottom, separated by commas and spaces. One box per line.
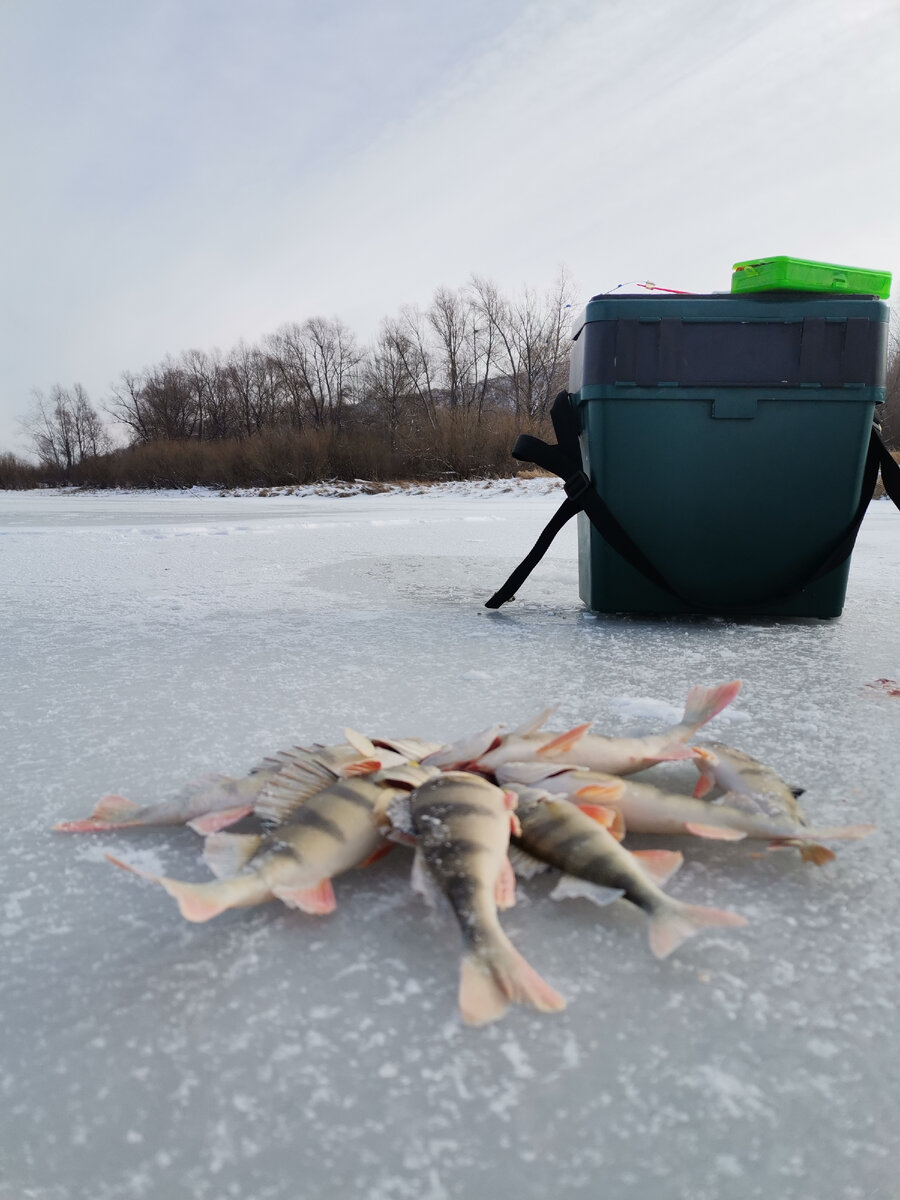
1, 481, 898, 1200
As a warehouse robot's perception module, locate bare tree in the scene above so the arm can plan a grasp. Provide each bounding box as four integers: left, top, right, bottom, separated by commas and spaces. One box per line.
304, 316, 361, 430
470, 270, 574, 422
266, 323, 316, 430
427, 286, 495, 417
267, 318, 361, 431
22, 384, 111, 473
107, 370, 153, 443
226, 342, 282, 437
71, 384, 111, 459
386, 308, 439, 431
365, 326, 414, 446
181, 348, 235, 442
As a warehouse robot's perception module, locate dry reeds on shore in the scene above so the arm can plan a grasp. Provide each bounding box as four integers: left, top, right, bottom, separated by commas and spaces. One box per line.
0, 411, 549, 491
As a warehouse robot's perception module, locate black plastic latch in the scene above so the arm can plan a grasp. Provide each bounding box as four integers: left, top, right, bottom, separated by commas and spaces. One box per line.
564, 470, 591, 502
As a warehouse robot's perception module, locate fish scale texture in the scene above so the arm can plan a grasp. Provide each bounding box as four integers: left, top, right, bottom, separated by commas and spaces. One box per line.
1, 483, 898, 1200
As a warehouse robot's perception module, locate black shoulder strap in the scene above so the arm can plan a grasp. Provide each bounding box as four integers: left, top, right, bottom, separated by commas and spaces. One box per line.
485, 392, 900, 611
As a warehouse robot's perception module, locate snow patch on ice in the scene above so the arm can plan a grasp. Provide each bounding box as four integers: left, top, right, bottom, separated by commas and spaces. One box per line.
681, 1064, 775, 1123
498, 1039, 536, 1079
74, 843, 168, 875
607, 696, 684, 726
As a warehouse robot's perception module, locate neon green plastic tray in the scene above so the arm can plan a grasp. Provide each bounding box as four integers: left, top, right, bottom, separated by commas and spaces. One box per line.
732, 256, 891, 298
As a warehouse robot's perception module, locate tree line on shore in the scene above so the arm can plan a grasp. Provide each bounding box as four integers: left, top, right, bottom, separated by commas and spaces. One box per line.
2, 275, 573, 490
2, 276, 898, 491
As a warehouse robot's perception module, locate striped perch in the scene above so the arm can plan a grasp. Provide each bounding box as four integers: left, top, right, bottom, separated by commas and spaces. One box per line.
106, 771, 416, 922
508, 786, 747, 959
54, 728, 439, 836
409, 771, 566, 1026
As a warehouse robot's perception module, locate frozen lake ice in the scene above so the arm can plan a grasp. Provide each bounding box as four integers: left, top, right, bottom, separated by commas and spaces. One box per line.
1, 483, 898, 1200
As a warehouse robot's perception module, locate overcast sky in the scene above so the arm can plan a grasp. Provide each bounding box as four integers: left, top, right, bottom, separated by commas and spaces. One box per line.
2, 0, 899, 453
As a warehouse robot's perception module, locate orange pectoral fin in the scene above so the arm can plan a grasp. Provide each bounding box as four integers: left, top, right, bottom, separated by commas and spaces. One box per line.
683, 822, 747, 841
574, 782, 626, 802
630, 849, 683, 886
692, 775, 714, 799
574, 802, 625, 840
342, 760, 382, 776
272, 878, 336, 914
537, 723, 592, 757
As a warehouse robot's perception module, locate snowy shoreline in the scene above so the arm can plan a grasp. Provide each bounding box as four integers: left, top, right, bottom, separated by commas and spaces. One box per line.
1, 474, 563, 501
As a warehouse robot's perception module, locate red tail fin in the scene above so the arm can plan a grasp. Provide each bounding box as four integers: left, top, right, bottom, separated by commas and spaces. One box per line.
679, 680, 741, 736
458, 928, 566, 1026
459, 940, 566, 1026
105, 853, 240, 923
53, 794, 140, 832
459, 956, 510, 1026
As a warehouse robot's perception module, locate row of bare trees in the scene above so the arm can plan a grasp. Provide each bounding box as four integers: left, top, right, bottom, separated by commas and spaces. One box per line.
12, 274, 574, 484
93, 275, 574, 453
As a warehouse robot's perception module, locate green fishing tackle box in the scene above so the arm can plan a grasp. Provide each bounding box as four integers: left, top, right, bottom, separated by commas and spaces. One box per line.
567, 292, 889, 616
731, 256, 892, 300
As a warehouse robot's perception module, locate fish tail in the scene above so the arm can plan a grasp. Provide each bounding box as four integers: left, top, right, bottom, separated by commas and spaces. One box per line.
422, 726, 503, 769
458, 954, 511, 1026
105, 854, 268, 923
459, 932, 566, 1026
677, 680, 741, 738
648, 901, 747, 960
53, 794, 141, 832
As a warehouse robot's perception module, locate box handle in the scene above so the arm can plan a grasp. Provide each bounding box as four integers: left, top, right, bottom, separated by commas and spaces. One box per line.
712, 397, 758, 419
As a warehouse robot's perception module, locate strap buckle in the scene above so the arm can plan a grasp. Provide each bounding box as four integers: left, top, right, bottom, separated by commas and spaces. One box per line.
564, 469, 591, 502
